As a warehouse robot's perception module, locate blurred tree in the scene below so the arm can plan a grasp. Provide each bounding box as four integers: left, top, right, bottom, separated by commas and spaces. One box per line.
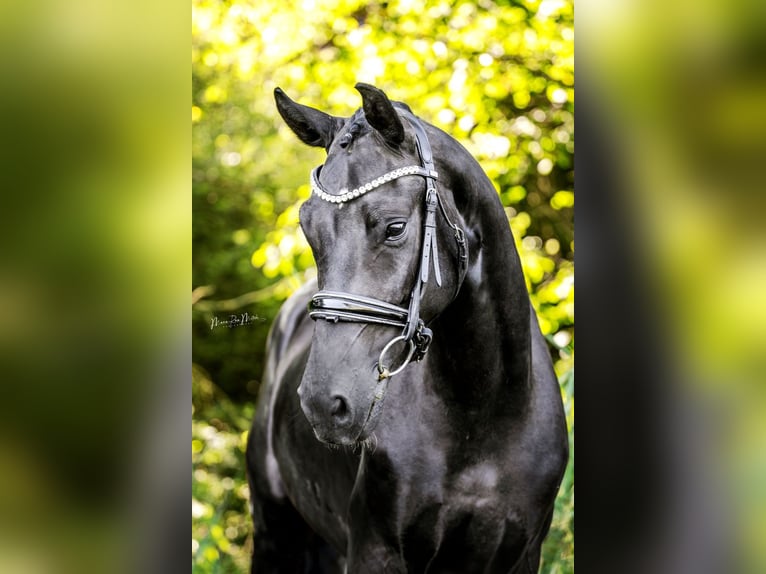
193, 0, 573, 396
193, 1, 573, 572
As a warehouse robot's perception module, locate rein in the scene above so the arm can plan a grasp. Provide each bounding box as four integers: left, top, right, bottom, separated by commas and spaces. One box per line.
306, 113, 468, 431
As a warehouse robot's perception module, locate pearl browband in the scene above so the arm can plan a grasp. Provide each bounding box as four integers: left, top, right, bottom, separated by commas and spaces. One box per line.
310, 165, 438, 204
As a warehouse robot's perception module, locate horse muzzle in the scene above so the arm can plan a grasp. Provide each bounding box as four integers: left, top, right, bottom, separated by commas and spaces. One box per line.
297, 379, 373, 446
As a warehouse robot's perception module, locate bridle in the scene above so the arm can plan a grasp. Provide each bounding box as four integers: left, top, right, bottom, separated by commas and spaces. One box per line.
306, 113, 468, 428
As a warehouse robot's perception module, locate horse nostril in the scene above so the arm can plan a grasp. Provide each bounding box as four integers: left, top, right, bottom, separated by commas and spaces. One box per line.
330, 395, 349, 419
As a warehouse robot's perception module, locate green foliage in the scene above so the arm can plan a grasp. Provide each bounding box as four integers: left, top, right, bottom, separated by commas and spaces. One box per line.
541, 369, 574, 574
193, 365, 254, 573
193, 0, 573, 571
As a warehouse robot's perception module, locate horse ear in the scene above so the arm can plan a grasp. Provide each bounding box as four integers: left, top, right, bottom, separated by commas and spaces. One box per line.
355, 83, 405, 146
274, 87, 341, 149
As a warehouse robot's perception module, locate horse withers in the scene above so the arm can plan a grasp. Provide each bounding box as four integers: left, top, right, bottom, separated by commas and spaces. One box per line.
246, 83, 568, 573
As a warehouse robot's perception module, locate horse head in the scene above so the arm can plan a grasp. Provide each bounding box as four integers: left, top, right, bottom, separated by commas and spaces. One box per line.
274, 83, 468, 446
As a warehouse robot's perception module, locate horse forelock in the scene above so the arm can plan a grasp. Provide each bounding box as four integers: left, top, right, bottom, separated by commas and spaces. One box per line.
335, 110, 366, 148
333, 104, 415, 155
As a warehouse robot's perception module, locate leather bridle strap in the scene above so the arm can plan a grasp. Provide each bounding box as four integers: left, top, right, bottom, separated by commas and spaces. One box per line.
308, 291, 409, 329
411, 113, 442, 290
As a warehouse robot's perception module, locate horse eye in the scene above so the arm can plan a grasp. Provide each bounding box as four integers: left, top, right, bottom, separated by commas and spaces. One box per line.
385, 221, 407, 240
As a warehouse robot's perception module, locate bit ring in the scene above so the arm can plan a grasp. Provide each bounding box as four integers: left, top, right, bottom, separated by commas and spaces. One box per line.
377, 335, 416, 379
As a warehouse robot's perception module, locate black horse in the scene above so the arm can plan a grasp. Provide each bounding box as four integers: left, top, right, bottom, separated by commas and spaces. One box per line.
246, 83, 568, 573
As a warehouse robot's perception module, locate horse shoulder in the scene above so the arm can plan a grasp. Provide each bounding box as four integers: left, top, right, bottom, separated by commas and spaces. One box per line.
247, 281, 316, 500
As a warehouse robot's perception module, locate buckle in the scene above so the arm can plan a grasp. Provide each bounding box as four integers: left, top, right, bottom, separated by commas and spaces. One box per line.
411, 323, 433, 362
454, 227, 467, 270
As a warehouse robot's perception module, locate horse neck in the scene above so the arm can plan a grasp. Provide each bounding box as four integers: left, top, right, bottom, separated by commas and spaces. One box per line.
430, 160, 532, 409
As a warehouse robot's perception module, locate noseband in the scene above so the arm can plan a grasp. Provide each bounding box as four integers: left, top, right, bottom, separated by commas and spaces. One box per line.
307, 114, 467, 389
